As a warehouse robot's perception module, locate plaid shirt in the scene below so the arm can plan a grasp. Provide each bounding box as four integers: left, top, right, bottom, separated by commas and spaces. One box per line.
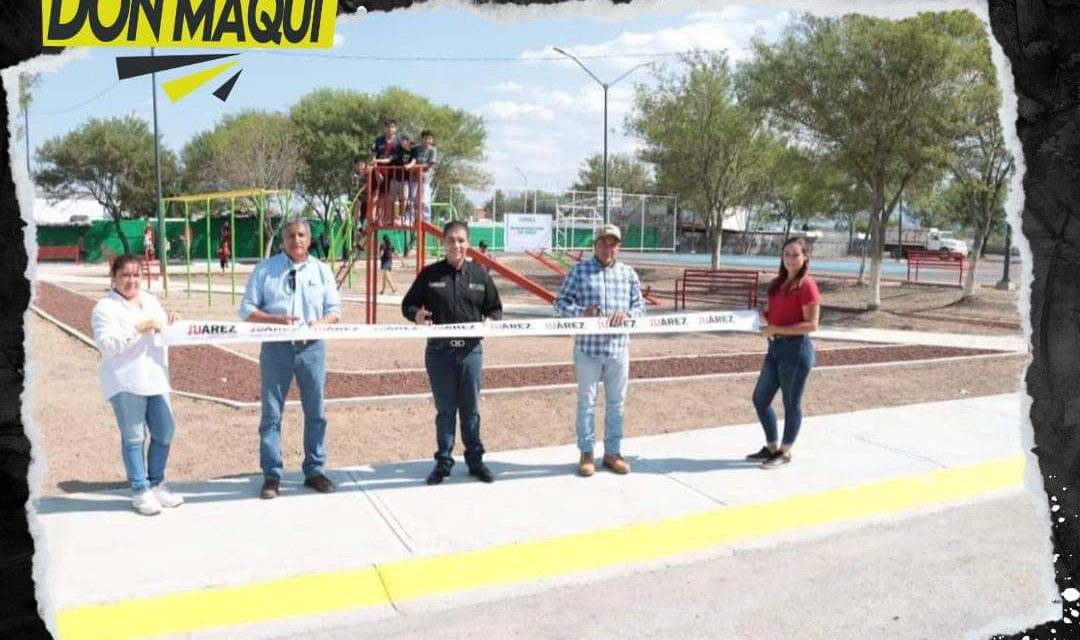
554, 256, 645, 357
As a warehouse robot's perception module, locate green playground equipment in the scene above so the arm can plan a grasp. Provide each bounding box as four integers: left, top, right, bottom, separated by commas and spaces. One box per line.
162, 188, 293, 306
551, 250, 576, 269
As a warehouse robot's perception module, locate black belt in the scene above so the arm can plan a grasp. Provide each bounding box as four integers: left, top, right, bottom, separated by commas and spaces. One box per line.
290, 339, 317, 347
769, 334, 807, 343
429, 337, 479, 349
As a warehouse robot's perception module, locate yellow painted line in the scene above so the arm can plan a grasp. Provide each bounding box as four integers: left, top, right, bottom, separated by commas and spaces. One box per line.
58, 568, 388, 640
58, 457, 1024, 640
162, 61, 239, 103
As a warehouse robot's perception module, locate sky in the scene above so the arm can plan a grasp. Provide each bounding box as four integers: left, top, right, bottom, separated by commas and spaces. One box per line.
17, 2, 791, 199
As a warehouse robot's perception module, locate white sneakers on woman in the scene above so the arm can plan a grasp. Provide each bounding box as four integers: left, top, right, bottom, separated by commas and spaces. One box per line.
132, 490, 162, 515
132, 483, 184, 515
153, 483, 185, 508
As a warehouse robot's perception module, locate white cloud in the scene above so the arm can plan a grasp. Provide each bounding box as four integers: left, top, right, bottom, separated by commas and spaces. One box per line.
487, 80, 526, 93
481, 100, 556, 122
333, 32, 346, 48
522, 9, 789, 72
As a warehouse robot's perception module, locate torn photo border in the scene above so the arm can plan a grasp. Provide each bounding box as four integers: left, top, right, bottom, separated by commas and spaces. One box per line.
0, 0, 1073, 638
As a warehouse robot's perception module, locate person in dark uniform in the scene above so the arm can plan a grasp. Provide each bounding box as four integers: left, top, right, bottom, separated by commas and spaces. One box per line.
401, 220, 503, 485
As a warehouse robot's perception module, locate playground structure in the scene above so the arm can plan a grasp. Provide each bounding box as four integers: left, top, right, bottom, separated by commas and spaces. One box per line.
160, 189, 293, 305
524, 248, 663, 306
351, 165, 561, 324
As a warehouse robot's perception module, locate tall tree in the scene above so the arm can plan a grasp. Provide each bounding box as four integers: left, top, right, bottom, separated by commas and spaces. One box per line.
373, 86, 490, 196
289, 87, 490, 225
17, 72, 40, 173
947, 22, 1015, 298
760, 146, 833, 241
181, 110, 300, 194
570, 152, 655, 195
740, 12, 985, 309
628, 51, 777, 269
290, 88, 379, 224
35, 116, 178, 254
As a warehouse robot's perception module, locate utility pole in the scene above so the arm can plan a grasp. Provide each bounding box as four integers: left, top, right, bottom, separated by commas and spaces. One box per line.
552, 48, 650, 225
151, 47, 167, 292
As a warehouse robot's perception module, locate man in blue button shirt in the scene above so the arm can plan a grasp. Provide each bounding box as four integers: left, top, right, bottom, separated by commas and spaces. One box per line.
240, 219, 342, 499
554, 223, 644, 477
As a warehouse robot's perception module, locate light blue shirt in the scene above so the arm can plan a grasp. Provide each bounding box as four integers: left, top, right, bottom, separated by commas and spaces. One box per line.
239, 252, 342, 324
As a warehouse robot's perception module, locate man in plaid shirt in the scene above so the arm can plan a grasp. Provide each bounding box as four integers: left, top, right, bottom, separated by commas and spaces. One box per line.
554, 223, 645, 477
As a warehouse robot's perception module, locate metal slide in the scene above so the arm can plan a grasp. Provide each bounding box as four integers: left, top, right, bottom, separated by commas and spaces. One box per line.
421, 221, 557, 304
525, 250, 568, 276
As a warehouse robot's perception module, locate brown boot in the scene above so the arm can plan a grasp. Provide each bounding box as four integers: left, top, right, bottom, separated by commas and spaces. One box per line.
578, 452, 595, 477
602, 454, 631, 475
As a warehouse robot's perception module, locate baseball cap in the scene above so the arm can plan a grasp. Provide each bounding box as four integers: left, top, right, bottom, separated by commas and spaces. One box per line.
594, 223, 622, 242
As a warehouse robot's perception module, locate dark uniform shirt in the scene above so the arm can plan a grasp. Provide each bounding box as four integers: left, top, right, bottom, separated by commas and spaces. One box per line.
402, 259, 503, 347
372, 134, 399, 160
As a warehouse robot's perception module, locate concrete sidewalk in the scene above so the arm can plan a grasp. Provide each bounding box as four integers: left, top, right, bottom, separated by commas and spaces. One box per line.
37, 394, 1033, 640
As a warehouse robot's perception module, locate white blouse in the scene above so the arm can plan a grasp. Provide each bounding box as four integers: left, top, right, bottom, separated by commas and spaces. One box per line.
90, 289, 171, 400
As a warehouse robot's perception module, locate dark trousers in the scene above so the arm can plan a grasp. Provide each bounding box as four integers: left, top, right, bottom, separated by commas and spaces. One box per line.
752, 335, 815, 446
425, 342, 484, 471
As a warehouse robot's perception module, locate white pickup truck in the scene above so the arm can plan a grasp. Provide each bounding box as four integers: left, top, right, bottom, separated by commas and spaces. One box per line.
884, 228, 969, 257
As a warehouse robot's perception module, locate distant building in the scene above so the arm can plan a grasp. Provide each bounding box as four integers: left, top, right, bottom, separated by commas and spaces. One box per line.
32, 198, 110, 226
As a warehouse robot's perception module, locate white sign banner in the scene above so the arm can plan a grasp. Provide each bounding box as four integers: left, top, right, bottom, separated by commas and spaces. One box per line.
162, 310, 762, 347
504, 214, 553, 253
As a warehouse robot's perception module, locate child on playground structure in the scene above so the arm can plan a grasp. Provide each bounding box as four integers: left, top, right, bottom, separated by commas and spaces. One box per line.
415, 130, 439, 222
91, 255, 184, 515
351, 156, 376, 241
747, 235, 820, 468
391, 134, 418, 226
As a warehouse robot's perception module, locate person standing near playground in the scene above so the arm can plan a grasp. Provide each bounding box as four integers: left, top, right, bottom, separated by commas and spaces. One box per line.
217, 240, 231, 272
219, 220, 232, 270
143, 221, 155, 261
401, 220, 503, 486
554, 224, 645, 477
91, 254, 184, 515
239, 218, 342, 499
747, 235, 820, 468
379, 236, 398, 295
415, 130, 439, 222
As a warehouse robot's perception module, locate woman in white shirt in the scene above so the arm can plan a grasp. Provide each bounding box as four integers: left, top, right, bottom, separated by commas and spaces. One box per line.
91, 255, 183, 515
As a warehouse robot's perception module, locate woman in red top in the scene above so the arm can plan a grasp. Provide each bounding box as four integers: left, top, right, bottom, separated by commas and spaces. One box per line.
747, 236, 820, 468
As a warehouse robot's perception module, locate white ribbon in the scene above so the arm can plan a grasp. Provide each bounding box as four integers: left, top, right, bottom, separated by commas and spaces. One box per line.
161, 310, 763, 346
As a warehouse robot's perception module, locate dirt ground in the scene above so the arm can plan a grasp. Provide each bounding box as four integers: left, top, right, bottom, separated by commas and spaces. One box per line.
33, 282, 1000, 403
29, 314, 1027, 495
59, 252, 1022, 340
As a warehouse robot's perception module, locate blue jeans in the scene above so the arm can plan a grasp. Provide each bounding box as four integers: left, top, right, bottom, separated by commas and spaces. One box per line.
259, 341, 328, 480
573, 349, 630, 456
425, 342, 484, 471
752, 335, 815, 446
107, 392, 175, 493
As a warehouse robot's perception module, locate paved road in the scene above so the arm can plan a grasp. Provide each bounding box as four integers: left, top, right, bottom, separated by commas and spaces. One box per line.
278, 494, 1054, 640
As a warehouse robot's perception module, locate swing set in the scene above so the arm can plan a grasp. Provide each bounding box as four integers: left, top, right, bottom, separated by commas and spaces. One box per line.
160, 188, 293, 305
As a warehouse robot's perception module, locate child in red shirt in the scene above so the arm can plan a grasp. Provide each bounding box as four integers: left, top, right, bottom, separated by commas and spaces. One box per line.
747, 236, 820, 468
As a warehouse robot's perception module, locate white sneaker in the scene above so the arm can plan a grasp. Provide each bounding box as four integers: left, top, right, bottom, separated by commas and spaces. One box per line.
152, 483, 184, 508
132, 490, 162, 515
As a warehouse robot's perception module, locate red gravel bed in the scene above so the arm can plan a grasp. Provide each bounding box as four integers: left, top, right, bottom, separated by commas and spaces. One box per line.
35, 282, 1003, 403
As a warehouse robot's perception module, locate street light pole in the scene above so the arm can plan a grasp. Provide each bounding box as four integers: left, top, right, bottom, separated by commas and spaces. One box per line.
602, 83, 608, 224
514, 165, 528, 214
151, 47, 166, 290
552, 47, 651, 225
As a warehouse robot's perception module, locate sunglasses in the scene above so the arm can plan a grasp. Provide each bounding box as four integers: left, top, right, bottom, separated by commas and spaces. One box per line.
286, 269, 297, 293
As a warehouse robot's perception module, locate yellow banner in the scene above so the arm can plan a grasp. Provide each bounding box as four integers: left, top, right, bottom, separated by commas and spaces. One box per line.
42, 0, 337, 48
